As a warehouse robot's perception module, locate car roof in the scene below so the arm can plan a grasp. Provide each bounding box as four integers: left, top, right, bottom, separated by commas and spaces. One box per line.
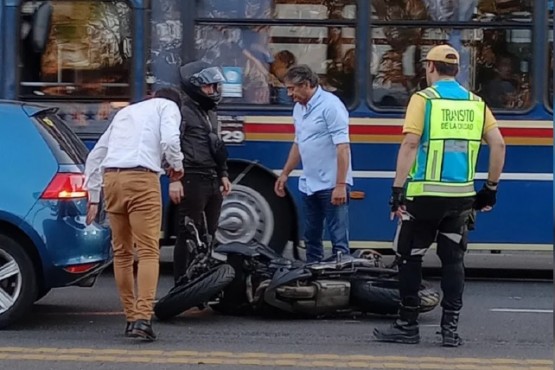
0, 99, 53, 117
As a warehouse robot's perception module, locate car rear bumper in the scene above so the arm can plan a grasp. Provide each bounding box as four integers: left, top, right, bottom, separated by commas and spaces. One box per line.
23, 198, 113, 289
64, 257, 113, 288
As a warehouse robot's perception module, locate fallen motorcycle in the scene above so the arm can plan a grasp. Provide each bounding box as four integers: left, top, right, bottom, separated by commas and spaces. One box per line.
154, 217, 441, 321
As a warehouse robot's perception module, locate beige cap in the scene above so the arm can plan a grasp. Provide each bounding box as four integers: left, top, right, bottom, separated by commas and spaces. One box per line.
423, 45, 460, 65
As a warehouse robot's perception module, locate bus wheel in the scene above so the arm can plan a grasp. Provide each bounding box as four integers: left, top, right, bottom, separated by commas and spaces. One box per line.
216, 170, 294, 255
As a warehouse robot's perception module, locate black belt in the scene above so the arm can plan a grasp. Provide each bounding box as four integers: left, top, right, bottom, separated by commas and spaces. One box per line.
104, 166, 157, 173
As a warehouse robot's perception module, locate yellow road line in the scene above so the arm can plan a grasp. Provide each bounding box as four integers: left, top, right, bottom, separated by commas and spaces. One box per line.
0, 347, 551, 369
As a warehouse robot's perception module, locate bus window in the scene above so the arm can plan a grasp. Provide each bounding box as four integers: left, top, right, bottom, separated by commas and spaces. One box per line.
370, 0, 532, 22
369, 0, 534, 112
548, 23, 553, 110
193, 0, 357, 108
19, 1, 132, 99
197, 0, 356, 20
197, 0, 274, 19
195, 25, 356, 106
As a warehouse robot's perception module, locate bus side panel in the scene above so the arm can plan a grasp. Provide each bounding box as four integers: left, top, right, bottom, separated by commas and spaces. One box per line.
228, 141, 553, 246
0, 1, 3, 95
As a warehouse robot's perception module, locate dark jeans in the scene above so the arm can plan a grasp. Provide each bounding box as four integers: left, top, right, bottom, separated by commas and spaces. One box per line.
173, 172, 223, 282
301, 188, 350, 263
394, 196, 474, 312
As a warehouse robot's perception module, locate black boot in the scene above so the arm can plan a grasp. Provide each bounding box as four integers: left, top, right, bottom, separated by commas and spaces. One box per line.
373, 305, 420, 344
440, 309, 462, 347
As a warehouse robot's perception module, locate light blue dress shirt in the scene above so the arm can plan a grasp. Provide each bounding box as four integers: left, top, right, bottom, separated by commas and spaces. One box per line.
293, 86, 353, 195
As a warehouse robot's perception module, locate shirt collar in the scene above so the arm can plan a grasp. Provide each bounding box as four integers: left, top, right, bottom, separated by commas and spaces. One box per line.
303, 86, 322, 111
433, 78, 457, 86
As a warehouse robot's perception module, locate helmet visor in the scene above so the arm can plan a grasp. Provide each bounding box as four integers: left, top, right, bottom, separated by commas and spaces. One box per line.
190, 66, 227, 86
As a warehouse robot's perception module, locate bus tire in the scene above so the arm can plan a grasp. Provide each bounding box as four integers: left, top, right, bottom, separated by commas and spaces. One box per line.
220, 162, 295, 255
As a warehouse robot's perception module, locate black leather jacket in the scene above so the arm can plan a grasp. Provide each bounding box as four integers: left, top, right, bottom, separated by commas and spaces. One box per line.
179, 93, 228, 178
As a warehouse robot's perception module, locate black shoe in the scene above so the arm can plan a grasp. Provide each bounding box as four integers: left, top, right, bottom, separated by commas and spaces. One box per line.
441, 331, 463, 347
373, 320, 420, 344
124, 321, 135, 337
440, 309, 463, 347
129, 319, 157, 341
373, 305, 420, 344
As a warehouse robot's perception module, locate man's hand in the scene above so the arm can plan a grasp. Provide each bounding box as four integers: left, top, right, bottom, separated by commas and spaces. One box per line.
474, 183, 497, 212
86, 203, 99, 225
389, 186, 405, 220
169, 181, 184, 204
221, 177, 232, 196
168, 168, 184, 182
274, 174, 288, 197
331, 184, 347, 205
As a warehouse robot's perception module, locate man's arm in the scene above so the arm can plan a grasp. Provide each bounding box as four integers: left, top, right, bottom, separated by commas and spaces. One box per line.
83, 126, 112, 203
336, 143, 350, 184
160, 101, 184, 172
323, 101, 351, 184
216, 143, 229, 179
392, 133, 420, 187
482, 126, 506, 187
217, 162, 229, 179
393, 94, 425, 187
472, 108, 505, 211
281, 142, 301, 176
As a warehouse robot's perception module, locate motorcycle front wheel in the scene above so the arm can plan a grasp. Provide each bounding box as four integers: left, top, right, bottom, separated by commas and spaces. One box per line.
351, 279, 440, 315
154, 264, 235, 321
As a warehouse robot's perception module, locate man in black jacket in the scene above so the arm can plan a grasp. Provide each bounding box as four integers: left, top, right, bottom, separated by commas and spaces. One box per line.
169, 60, 232, 282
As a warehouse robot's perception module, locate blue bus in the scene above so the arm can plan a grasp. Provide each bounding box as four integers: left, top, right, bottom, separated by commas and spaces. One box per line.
0, 0, 552, 257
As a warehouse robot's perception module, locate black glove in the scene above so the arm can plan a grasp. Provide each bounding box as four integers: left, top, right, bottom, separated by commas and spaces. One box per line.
389, 186, 405, 213
466, 210, 476, 231
474, 183, 497, 210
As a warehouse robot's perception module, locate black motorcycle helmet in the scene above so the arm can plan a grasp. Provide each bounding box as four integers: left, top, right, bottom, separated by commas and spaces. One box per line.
179, 60, 226, 109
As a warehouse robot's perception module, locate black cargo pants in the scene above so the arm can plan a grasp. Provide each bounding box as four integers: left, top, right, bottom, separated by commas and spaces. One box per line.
173, 172, 223, 282
393, 196, 474, 312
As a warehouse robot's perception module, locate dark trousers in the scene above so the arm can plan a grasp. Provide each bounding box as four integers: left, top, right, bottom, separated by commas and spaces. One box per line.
301, 188, 350, 263
173, 173, 223, 282
394, 196, 474, 312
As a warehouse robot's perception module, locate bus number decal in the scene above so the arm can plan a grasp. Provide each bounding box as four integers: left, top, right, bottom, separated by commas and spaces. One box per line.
218, 116, 245, 145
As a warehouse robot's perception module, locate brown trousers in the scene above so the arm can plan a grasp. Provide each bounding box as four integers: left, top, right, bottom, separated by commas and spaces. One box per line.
103, 171, 161, 321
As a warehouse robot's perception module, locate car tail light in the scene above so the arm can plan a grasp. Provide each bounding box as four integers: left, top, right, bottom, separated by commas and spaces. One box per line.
41, 173, 87, 200
63, 263, 99, 274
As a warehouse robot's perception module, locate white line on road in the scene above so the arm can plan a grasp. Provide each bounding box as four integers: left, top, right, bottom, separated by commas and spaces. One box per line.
490, 308, 553, 313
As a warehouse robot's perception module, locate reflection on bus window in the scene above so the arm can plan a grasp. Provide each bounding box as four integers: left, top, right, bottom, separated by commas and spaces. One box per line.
197, 0, 356, 20
549, 29, 554, 107
195, 25, 356, 106
371, 0, 532, 22
19, 1, 132, 99
370, 28, 533, 110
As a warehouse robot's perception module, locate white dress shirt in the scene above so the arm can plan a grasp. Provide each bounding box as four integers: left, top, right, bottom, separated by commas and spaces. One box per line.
84, 97, 184, 203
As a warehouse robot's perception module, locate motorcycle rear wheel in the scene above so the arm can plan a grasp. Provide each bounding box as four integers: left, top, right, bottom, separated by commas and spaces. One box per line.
351, 279, 440, 315
154, 264, 235, 321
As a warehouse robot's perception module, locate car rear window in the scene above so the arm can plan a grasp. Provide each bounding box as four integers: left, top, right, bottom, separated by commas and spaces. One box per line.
33, 112, 89, 164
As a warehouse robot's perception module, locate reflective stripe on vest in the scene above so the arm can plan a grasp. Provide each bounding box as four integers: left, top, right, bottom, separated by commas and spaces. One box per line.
406, 89, 485, 198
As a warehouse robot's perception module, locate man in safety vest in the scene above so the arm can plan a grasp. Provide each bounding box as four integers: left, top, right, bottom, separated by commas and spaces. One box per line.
373, 44, 506, 347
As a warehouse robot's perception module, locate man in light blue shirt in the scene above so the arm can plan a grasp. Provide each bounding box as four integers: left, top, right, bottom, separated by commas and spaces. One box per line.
274, 65, 353, 263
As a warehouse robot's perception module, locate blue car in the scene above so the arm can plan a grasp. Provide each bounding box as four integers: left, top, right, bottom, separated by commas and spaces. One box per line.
0, 100, 112, 329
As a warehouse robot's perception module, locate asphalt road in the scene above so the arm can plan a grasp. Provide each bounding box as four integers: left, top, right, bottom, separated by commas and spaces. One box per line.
0, 268, 552, 370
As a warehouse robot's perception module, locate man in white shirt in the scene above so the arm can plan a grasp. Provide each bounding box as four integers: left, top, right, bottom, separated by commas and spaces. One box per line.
84, 87, 184, 342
